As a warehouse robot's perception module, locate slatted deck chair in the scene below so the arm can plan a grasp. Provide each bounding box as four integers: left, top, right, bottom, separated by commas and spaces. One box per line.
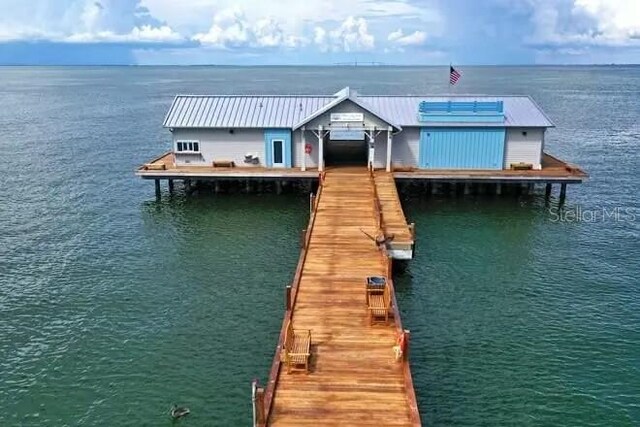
367, 284, 391, 325
280, 320, 311, 374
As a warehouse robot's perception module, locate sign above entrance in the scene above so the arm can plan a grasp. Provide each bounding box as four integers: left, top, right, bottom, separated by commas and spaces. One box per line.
330, 112, 364, 122
330, 129, 365, 140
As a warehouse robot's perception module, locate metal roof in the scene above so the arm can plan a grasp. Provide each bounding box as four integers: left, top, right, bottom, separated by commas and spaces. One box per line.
292, 87, 402, 131
163, 88, 554, 129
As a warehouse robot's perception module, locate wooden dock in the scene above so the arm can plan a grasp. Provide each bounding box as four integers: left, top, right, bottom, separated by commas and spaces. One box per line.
255, 167, 420, 426
374, 171, 415, 259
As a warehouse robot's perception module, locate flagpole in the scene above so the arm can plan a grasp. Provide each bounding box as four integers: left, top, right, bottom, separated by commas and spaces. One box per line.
448, 63, 453, 101
448, 63, 451, 97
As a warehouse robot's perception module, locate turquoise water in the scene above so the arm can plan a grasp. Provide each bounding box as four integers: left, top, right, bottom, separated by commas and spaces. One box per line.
1, 66, 639, 426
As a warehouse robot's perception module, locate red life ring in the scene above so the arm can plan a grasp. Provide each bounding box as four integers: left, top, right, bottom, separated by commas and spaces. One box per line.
305, 143, 312, 154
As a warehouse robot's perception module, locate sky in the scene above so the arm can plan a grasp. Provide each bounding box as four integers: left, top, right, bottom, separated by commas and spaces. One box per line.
0, 0, 639, 65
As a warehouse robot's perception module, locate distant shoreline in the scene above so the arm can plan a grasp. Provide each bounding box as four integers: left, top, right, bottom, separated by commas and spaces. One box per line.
0, 63, 638, 67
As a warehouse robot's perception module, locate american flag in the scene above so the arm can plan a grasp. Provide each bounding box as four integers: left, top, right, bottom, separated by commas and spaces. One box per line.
449, 65, 462, 85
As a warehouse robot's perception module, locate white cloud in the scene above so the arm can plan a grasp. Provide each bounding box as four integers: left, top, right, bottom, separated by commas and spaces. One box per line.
314, 17, 375, 52
192, 7, 306, 49
0, 0, 183, 44
525, 0, 640, 47
573, 0, 640, 41
65, 25, 183, 43
141, 0, 438, 34
388, 29, 427, 47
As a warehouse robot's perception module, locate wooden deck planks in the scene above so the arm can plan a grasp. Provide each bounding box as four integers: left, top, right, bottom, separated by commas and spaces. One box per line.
374, 171, 414, 245
267, 167, 417, 426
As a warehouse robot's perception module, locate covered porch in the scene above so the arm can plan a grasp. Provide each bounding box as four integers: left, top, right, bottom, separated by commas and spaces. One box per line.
293, 87, 401, 173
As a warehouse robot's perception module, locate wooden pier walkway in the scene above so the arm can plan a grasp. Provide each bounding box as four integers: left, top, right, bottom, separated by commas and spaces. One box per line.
256, 167, 420, 427
374, 171, 415, 258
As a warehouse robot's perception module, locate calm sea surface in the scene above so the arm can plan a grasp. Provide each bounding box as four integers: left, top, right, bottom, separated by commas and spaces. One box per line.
0, 66, 639, 426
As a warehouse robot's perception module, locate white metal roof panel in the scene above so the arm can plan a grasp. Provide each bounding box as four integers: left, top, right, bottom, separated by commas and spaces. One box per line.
163, 91, 554, 129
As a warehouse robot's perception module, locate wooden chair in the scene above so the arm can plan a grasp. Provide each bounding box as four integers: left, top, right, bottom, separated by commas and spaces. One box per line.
280, 320, 311, 374
367, 284, 391, 325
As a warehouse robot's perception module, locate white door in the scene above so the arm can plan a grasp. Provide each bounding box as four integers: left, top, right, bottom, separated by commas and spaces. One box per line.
272, 139, 285, 167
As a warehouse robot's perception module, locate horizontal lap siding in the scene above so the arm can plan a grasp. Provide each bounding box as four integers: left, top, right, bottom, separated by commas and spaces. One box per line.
391, 128, 420, 168
420, 128, 506, 169
293, 130, 319, 169
172, 128, 265, 167
505, 128, 543, 169
373, 135, 387, 169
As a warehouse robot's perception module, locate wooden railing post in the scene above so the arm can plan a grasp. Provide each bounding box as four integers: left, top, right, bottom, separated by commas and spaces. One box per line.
252, 380, 266, 427
285, 285, 292, 311
408, 222, 415, 240
402, 329, 411, 361
309, 193, 316, 213
300, 229, 307, 248
256, 386, 266, 426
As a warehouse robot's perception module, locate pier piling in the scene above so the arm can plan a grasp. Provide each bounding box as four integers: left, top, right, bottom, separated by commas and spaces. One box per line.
545, 183, 552, 199
560, 183, 567, 203
154, 179, 160, 199
168, 179, 174, 194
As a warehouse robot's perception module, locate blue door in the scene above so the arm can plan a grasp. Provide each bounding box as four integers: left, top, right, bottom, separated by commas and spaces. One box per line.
264, 129, 292, 168
419, 128, 506, 169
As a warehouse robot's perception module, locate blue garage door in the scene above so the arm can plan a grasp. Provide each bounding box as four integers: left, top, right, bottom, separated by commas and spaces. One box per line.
419, 128, 506, 169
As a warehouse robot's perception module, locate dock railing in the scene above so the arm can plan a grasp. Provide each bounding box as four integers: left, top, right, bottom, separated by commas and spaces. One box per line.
370, 169, 384, 233
370, 169, 421, 426
254, 172, 325, 427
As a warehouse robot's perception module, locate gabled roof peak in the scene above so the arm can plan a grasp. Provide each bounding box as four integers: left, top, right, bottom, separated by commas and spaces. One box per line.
333, 86, 358, 99
293, 87, 400, 131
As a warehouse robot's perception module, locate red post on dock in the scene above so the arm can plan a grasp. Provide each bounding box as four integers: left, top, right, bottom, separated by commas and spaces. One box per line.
309, 193, 316, 213
285, 285, 292, 311
252, 380, 266, 427
403, 329, 411, 361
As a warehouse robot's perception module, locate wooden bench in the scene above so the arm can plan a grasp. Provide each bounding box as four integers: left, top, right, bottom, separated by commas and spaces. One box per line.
510, 162, 533, 171
367, 284, 391, 325
144, 163, 166, 171
280, 320, 311, 374
212, 160, 235, 168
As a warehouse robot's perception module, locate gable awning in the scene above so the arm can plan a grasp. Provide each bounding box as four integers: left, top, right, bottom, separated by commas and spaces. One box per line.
292, 87, 402, 132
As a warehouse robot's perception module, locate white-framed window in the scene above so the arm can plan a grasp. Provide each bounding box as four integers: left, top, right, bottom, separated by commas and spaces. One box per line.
175, 140, 200, 153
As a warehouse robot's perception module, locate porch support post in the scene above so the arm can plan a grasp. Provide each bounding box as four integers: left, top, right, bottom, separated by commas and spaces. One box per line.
318, 125, 324, 172
301, 127, 306, 172
386, 126, 393, 172
368, 129, 375, 171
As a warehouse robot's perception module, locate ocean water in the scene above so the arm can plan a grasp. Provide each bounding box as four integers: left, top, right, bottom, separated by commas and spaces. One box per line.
0, 66, 638, 426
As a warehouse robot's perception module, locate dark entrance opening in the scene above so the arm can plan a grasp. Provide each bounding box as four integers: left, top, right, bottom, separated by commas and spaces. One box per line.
324, 137, 368, 166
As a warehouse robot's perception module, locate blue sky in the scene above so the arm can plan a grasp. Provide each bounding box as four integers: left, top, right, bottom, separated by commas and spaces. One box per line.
0, 0, 639, 65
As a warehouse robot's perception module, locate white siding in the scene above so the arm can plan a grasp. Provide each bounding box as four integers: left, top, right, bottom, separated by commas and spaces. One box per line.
504, 128, 543, 170
373, 134, 388, 169
293, 129, 319, 169
172, 128, 265, 167
391, 127, 420, 168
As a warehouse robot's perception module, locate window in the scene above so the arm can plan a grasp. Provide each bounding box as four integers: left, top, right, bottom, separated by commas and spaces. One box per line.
175, 140, 200, 153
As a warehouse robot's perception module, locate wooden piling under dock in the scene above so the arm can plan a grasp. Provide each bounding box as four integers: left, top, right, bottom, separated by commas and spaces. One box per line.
260, 167, 419, 427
